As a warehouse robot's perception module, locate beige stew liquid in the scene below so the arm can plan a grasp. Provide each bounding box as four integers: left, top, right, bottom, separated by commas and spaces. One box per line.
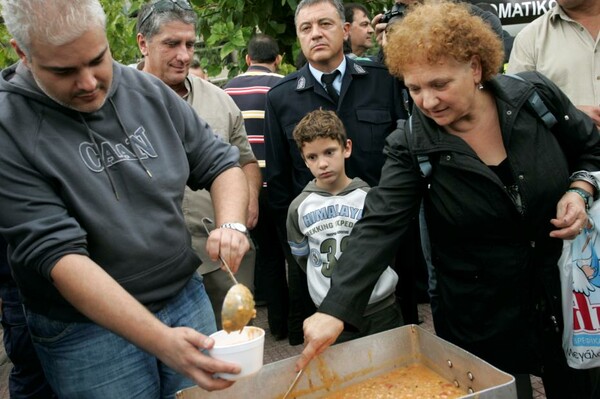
321, 363, 464, 399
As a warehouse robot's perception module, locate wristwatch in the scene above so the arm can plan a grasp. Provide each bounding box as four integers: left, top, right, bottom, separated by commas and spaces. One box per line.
220, 222, 249, 235
567, 187, 593, 211
569, 171, 600, 200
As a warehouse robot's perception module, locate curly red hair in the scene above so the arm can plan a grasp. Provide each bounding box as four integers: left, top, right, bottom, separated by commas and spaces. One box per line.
384, 1, 504, 82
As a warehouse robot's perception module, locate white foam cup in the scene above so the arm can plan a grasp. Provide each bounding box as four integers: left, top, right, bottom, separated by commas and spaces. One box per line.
208, 326, 265, 380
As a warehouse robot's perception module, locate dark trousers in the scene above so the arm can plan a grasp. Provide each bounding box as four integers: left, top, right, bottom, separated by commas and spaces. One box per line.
275, 218, 316, 346
336, 301, 404, 344
251, 190, 289, 338
393, 217, 427, 325
0, 283, 55, 399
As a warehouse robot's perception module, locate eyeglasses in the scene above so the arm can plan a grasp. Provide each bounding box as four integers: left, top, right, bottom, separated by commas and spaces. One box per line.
139, 0, 193, 28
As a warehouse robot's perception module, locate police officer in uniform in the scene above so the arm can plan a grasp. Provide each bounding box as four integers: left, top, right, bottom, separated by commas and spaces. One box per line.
265, 0, 410, 345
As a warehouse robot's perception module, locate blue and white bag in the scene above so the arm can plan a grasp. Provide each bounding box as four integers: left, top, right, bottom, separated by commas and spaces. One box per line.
558, 175, 600, 369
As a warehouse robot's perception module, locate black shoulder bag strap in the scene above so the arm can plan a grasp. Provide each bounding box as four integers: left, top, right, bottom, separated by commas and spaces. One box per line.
406, 116, 433, 179
505, 74, 558, 129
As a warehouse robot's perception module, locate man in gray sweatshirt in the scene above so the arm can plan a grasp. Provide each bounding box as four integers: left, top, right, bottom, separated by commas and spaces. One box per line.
0, 0, 250, 397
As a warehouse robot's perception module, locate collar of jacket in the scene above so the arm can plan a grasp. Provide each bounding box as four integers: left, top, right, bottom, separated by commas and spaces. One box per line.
246, 65, 274, 74
294, 56, 368, 92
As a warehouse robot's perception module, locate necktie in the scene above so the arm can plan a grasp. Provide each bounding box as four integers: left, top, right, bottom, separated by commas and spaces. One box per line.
321, 71, 340, 104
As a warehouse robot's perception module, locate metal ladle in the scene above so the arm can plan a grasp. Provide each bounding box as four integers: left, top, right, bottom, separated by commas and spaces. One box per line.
201, 217, 256, 333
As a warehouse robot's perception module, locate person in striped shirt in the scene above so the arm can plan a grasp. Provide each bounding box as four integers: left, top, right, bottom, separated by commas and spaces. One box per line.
224, 34, 290, 341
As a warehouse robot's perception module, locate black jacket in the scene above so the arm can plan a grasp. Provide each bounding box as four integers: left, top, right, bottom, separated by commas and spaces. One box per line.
265, 57, 408, 223
320, 71, 600, 373
0, 235, 11, 285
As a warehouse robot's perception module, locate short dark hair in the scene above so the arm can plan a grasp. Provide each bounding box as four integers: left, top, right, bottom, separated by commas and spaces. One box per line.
293, 109, 347, 152
295, 0, 345, 26
344, 3, 370, 23
247, 33, 279, 64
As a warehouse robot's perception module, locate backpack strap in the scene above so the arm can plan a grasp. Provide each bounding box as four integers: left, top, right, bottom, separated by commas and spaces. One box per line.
505, 74, 558, 129
407, 115, 433, 178
417, 154, 432, 178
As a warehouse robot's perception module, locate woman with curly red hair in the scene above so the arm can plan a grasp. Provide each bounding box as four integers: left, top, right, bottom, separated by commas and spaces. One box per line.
299, 2, 600, 398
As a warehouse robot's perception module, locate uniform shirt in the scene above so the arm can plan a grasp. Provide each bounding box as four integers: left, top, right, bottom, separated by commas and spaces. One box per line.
507, 4, 600, 106
308, 57, 346, 95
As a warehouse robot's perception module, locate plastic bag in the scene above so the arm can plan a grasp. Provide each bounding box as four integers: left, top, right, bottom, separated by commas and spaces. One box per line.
559, 192, 600, 369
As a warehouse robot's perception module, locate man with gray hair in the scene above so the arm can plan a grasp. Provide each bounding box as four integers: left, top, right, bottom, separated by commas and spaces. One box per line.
0, 0, 250, 396
135, 0, 261, 330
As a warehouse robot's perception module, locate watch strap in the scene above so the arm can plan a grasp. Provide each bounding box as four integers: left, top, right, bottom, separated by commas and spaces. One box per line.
567, 187, 593, 210
220, 222, 248, 234
569, 171, 599, 200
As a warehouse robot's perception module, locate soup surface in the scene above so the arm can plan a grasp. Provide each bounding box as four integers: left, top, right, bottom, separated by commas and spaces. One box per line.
321, 363, 464, 399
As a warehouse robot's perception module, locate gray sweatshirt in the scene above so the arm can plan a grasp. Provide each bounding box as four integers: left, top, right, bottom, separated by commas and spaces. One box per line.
287, 178, 398, 313
0, 61, 240, 321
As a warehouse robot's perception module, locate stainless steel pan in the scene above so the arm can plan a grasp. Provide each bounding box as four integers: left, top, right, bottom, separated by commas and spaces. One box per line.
177, 324, 517, 399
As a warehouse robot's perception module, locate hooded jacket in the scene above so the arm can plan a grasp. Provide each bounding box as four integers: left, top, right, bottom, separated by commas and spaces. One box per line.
0, 61, 240, 322
318, 71, 600, 373
287, 178, 398, 313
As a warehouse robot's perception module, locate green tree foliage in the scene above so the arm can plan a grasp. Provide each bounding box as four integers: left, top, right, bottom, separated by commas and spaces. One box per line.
193, 0, 389, 78
0, 1, 146, 68
0, 21, 14, 68
193, 0, 298, 78
101, 0, 147, 65
0, 0, 390, 74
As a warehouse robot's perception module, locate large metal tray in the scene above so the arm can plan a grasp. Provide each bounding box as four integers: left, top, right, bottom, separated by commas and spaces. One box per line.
177, 324, 517, 399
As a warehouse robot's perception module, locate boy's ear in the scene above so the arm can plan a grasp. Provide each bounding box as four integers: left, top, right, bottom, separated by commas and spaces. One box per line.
344, 139, 353, 159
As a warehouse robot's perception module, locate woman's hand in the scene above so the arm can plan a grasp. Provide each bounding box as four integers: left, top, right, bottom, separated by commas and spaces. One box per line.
550, 191, 590, 239
295, 313, 344, 372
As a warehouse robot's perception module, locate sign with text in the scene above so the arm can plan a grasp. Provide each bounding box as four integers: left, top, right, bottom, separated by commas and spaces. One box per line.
468, 0, 557, 25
